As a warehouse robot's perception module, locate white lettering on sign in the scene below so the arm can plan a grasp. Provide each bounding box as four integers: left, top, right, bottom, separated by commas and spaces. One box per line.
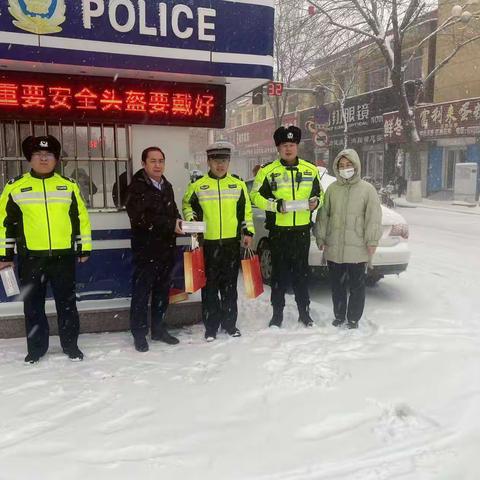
82, 1, 216, 42
198, 8, 216, 42
82, 0, 104, 29
172, 4, 194, 40
159, 3, 167, 37
139, 0, 156, 36
109, 0, 136, 33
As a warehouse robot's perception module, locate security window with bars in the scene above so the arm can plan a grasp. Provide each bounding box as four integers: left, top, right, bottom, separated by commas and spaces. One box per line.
0, 121, 132, 209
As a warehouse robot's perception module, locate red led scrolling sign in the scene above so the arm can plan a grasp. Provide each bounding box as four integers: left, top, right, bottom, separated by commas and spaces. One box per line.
0, 72, 226, 128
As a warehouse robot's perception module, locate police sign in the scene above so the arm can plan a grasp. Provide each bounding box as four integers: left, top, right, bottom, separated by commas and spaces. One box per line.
0, 1, 274, 84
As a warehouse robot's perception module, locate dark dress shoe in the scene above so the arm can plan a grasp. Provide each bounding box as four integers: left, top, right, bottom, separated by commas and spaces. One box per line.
152, 330, 179, 345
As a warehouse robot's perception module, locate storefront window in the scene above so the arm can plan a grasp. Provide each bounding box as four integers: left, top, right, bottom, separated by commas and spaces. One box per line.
366, 66, 388, 91
404, 56, 423, 81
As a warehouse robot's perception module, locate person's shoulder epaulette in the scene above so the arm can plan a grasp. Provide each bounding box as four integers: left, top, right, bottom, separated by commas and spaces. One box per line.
7, 174, 24, 185
231, 173, 243, 181
261, 162, 273, 169
60, 174, 76, 183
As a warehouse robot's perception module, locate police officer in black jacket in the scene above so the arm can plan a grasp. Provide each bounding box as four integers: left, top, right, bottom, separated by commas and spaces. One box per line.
125, 147, 183, 352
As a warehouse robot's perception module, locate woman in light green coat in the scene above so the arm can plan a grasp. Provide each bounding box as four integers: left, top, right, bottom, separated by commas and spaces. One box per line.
314, 149, 382, 329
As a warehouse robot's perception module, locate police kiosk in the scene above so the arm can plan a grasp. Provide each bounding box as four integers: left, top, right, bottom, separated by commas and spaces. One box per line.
0, 0, 274, 332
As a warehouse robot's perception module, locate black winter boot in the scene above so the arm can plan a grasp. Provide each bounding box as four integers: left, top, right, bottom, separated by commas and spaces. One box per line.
134, 336, 149, 352
332, 318, 346, 327
298, 306, 314, 327
152, 328, 179, 345
63, 346, 84, 361
269, 307, 283, 328
24, 353, 41, 364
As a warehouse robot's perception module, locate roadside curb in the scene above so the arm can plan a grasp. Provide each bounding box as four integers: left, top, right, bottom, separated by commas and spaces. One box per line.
396, 201, 480, 216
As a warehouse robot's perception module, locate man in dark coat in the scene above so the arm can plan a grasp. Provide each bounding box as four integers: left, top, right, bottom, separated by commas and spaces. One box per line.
125, 147, 183, 352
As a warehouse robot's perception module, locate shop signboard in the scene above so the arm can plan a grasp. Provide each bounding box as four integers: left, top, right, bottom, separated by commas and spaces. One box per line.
384, 97, 480, 143
299, 86, 410, 147
224, 113, 297, 157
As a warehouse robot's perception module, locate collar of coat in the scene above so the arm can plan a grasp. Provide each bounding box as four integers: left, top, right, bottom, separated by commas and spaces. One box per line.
279, 157, 299, 167
30, 169, 56, 179
208, 170, 228, 180
135, 168, 172, 190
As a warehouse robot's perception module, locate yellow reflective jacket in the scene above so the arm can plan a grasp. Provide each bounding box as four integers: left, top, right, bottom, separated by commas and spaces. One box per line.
0, 171, 92, 260
250, 158, 323, 229
182, 172, 255, 241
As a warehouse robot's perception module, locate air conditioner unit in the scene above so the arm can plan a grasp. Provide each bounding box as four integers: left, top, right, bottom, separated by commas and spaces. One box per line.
454, 162, 478, 204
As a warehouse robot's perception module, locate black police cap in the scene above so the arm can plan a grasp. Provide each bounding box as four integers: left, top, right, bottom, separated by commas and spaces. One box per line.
273, 125, 301, 146
22, 135, 61, 161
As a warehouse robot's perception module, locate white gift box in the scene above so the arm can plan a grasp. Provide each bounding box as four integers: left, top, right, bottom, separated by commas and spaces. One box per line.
1, 266, 20, 297
181, 221, 206, 233
284, 199, 309, 212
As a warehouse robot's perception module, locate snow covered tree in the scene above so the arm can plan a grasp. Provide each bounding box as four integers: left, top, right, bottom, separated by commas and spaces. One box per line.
304, 44, 367, 148
307, 0, 480, 198
269, 0, 334, 127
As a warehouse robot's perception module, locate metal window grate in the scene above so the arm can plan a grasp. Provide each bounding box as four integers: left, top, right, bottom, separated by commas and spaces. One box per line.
0, 121, 132, 209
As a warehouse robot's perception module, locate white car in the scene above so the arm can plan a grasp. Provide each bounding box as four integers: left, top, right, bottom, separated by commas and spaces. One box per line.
246, 167, 410, 286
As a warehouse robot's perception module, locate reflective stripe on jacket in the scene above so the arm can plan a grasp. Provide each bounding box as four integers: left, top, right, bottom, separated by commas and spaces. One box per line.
0, 172, 92, 260
250, 158, 323, 229
182, 172, 254, 241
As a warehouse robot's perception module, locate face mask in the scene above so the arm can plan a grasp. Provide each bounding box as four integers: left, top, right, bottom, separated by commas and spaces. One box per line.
339, 167, 355, 180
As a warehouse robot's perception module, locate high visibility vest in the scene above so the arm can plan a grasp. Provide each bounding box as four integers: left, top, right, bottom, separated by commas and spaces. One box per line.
182, 172, 255, 241
0, 171, 92, 260
250, 158, 323, 228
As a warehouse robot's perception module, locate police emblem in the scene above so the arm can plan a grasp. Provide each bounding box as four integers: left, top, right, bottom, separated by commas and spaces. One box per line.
287, 132, 294, 140
8, 0, 66, 35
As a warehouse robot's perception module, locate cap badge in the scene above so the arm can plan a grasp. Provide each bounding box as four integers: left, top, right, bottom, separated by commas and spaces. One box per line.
40, 140, 48, 147
287, 132, 293, 139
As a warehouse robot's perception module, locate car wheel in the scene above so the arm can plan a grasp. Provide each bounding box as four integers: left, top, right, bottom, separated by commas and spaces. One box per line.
257, 239, 272, 285
366, 272, 383, 287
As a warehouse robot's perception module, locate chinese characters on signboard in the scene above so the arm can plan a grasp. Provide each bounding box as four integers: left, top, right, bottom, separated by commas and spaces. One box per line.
0, 71, 226, 128
224, 113, 297, 157
384, 98, 480, 143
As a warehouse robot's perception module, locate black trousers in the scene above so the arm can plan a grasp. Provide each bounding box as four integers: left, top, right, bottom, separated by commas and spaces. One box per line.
130, 256, 174, 338
18, 255, 80, 356
270, 228, 310, 310
201, 241, 240, 336
328, 261, 367, 324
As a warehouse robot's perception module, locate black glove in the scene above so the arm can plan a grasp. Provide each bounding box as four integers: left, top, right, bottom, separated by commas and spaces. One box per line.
276, 199, 285, 213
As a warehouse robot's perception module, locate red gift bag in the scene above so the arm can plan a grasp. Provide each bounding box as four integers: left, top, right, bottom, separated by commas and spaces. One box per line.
241, 250, 264, 299
184, 247, 206, 293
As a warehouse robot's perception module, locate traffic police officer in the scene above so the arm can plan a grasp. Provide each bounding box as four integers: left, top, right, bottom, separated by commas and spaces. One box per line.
182, 141, 255, 341
0, 135, 91, 363
250, 126, 322, 328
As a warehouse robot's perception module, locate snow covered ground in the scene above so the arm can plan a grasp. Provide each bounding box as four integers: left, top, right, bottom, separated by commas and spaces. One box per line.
1, 206, 480, 480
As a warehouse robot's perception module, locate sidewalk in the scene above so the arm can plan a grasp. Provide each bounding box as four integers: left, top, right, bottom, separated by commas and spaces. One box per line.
395, 196, 480, 215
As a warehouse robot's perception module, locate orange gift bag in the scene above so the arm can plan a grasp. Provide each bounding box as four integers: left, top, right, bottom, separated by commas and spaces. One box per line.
184, 236, 206, 293
241, 249, 264, 299
169, 288, 188, 304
